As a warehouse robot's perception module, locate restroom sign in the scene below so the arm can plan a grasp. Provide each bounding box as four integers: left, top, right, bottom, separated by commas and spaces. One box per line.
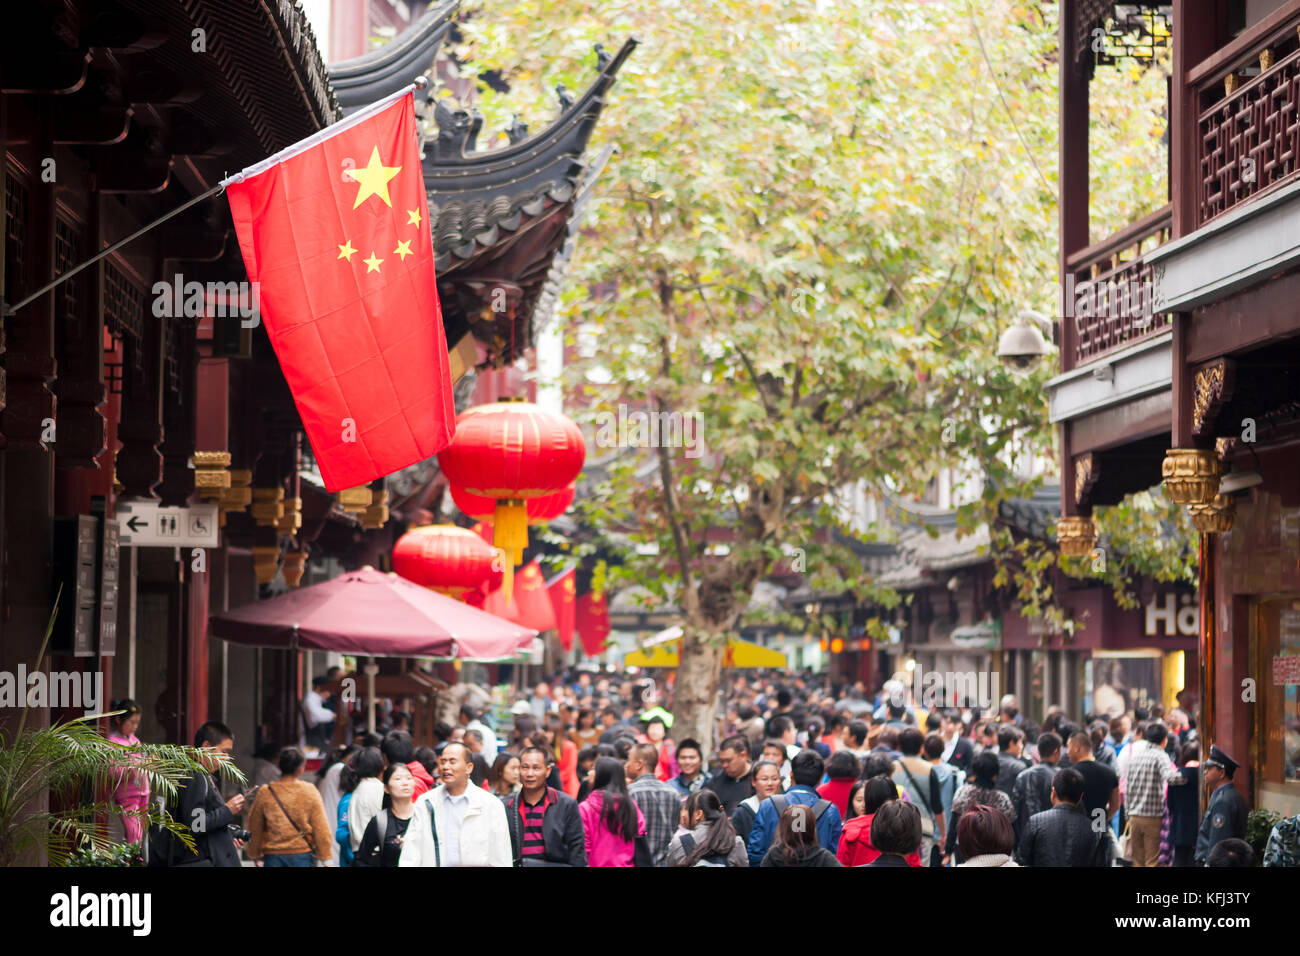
117, 501, 219, 548
1144, 592, 1199, 637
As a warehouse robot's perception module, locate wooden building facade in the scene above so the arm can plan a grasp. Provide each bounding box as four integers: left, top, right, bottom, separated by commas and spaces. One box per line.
1054, 0, 1300, 816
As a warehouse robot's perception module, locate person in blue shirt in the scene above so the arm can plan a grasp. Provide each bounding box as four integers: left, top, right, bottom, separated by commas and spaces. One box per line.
746, 749, 843, 866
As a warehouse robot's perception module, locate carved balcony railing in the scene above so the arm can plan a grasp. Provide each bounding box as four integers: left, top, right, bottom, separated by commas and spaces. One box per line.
1192, 4, 1300, 225
1062, 204, 1172, 372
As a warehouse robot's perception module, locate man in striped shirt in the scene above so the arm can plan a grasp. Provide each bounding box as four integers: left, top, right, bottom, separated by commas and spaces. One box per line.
504, 746, 587, 866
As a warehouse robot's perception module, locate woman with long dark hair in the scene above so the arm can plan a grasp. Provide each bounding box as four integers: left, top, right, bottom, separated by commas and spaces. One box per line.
666, 790, 748, 866
352, 762, 416, 868
486, 752, 521, 799
759, 805, 842, 867
570, 708, 601, 750
578, 756, 646, 867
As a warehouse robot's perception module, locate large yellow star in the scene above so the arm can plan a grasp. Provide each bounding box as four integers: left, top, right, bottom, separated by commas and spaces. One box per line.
345, 146, 401, 209
393, 239, 413, 261
363, 252, 383, 273
337, 239, 356, 261
406, 208, 422, 227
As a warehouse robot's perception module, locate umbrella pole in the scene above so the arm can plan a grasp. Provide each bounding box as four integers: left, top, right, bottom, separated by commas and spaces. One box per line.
365, 658, 379, 732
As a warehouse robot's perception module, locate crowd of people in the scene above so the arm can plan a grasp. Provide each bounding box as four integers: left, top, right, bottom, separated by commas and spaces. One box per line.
133, 668, 1300, 868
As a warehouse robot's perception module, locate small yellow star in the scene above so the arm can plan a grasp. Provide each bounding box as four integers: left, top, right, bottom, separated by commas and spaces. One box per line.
363, 252, 383, 273
344, 146, 402, 209
337, 239, 356, 261
406, 208, 422, 227
393, 239, 413, 261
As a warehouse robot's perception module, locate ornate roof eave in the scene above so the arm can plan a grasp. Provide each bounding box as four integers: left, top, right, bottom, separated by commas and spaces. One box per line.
421, 37, 637, 201
330, 0, 460, 114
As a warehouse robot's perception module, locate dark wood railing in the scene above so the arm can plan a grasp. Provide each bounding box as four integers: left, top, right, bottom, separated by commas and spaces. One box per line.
1061, 205, 1172, 371
1192, 6, 1300, 224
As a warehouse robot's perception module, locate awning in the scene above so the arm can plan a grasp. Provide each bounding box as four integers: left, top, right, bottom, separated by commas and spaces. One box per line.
624, 627, 788, 669
210, 567, 536, 660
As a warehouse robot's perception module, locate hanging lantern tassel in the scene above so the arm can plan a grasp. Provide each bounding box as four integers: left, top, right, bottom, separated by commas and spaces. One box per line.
500, 552, 514, 607
495, 498, 529, 567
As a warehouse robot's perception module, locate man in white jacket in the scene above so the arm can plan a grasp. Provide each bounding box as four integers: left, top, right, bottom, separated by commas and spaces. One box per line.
399, 741, 511, 867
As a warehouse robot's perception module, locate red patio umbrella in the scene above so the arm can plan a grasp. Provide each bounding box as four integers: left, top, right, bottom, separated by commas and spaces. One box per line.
210, 567, 536, 660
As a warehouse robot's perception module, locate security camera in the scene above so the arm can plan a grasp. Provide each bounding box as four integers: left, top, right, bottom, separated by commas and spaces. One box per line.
996, 310, 1055, 375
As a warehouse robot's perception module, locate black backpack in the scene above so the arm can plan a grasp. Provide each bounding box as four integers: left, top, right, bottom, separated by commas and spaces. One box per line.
770, 794, 832, 824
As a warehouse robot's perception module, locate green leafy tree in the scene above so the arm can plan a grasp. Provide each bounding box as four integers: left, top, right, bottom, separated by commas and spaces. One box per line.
457, 0, 1169, 752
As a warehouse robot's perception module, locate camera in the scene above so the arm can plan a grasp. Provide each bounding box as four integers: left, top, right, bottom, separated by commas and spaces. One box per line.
996, 310, 1054, 375
228, 825, 252, 842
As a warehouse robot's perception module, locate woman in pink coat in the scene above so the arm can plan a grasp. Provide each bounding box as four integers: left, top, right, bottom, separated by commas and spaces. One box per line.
106, 699, 150, 844
578, 757, 646, 867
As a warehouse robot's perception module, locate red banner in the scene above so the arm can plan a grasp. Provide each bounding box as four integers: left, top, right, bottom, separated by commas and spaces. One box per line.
576, 589, 611, 657
547, 567, 577, 652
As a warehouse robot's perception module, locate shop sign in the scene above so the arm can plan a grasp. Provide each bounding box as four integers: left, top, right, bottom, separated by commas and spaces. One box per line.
117, 501, 219, 548
1274, 656, 1300, 686
1144, 592, 1198, 638
950, 621, 1000, 649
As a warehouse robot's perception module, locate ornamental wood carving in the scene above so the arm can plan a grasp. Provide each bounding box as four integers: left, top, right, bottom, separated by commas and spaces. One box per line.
1193, 358, 1235, 436
1074, 452, 1098, 508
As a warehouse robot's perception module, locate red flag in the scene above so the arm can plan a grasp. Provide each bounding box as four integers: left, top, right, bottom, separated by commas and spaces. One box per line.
547, 567, 577, 652
484, 559, 556, 632
225, 92, 454, 491
576, 589, 611, 657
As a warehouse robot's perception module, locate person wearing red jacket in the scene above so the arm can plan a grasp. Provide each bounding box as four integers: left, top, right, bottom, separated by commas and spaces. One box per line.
546, 716, 581, 797
837, 777, 921, 867
816, 750, 861, 819
381, 730, 437, 800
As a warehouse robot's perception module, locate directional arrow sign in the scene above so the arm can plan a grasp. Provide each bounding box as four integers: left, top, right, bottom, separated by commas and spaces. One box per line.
116, 500, 220, 549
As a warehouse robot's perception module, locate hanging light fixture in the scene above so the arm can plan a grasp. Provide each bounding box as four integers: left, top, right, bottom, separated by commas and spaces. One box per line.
437, 399, 585, 565
392, 524, 503, 599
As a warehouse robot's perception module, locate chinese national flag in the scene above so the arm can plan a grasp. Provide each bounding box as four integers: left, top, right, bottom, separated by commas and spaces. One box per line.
547, 567, 577, 652
484, 559, 556, 632
224, 93, 454, 491
576, 590, 611, 657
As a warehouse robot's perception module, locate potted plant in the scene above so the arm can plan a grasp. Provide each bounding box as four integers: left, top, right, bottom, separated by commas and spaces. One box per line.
0, 602, 245, 867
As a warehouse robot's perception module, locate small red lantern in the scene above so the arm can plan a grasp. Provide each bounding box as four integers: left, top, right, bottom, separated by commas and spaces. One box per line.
450, 482, 575, 526
437, 399, 585, 564
392, 524, 502, 599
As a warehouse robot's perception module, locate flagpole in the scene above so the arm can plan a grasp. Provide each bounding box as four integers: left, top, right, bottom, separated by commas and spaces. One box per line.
2, 76, 430, 318
2, 182, 225, 317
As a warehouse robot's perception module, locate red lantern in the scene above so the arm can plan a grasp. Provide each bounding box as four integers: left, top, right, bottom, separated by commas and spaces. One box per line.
392, 524, 502, 598
450, 482, 575, 526
437, 400, 585, 564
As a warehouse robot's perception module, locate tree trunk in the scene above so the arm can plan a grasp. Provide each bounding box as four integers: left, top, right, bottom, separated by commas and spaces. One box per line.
672, 628, 725, 760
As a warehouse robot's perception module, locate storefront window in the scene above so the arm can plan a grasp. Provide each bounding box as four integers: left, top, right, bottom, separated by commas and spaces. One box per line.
1256, 599, 1300, 786
1085, 651, 1162, 718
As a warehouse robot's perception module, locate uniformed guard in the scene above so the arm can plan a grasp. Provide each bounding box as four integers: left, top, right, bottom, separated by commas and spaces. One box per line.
1194, 744, 1248, 865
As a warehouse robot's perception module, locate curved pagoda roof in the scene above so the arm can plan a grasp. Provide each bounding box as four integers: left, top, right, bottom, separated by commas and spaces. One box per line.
326, 21, 636, 366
